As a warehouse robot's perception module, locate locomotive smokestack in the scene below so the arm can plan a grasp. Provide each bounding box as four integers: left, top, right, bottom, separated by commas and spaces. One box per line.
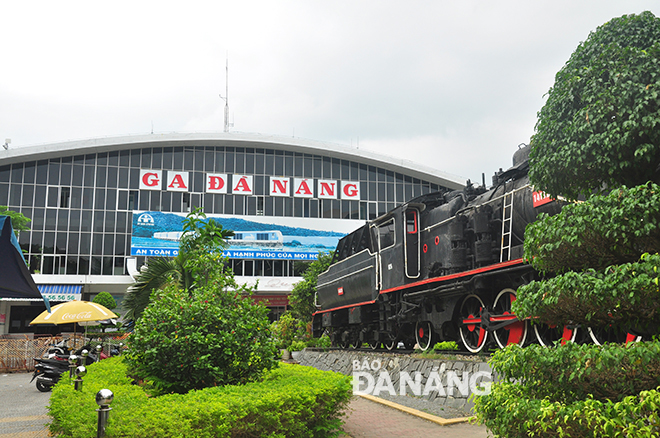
482, 173, 486, 189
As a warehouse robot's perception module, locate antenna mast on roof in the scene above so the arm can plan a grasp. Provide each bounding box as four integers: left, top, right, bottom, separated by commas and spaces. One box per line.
220, 54, 230, 133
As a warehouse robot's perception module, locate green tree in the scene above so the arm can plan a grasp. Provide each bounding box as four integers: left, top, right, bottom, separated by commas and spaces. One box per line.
122, 208, 234, 321
92, 291, 117, 310
0, 206, 30, 235
530, 12, 660, 200
288, 252, 333, 323
125, 210, 277, 393
476, 12, 660, 435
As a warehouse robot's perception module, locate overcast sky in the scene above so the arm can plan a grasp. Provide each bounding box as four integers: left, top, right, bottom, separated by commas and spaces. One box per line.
2, 1, 659, 184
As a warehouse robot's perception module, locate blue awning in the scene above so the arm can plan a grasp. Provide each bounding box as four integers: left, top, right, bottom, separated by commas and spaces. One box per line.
38, 285, 83, 302
37, 285, 83, 295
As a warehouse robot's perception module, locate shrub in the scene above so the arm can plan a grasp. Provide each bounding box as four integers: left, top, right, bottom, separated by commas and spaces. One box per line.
49, 357, 353, 438
433, 341, 459, 351
270, 312, 304, 350
514, 252, 660, 330
474, 381, 660, 438
92, 291, 117, 310
523, 184, 660, 274
289, 340, 307, 352
125, 279, 278, 394
488, 342, 660, 403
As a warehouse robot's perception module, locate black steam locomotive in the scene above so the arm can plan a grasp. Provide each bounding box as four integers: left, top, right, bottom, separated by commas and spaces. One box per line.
312, 145, 568, 353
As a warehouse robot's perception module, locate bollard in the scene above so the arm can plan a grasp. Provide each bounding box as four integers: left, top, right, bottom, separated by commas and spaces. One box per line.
74, 366, 87, 391
68, 354, 78, 379
95, 389, 113, 438
81, 349, 89, 365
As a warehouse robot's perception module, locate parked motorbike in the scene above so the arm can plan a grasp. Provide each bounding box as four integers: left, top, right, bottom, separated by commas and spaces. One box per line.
43, 339, 73, 357
31, 344, 98, 392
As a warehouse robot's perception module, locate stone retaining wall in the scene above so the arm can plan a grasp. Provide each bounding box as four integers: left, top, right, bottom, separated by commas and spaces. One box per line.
297, 349, 494, 412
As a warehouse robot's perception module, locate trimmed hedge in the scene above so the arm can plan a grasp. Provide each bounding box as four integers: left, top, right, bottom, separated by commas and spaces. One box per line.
49, 357, 352, 437
523, 184, 660, 274
475, 381, 660, 438
475, 343, 660, 437
488, 342, 660, 403
514, 253, 660, 330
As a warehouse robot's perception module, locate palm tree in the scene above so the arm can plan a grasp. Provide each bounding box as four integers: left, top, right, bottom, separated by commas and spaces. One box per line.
123, 209, 234, 322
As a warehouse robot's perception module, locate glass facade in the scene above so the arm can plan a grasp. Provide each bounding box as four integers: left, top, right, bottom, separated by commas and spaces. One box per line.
0, 145, 446, 277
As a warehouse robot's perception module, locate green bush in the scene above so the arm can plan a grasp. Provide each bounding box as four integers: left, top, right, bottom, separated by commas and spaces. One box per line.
514, 252, 660, 330
289, 340, 307, 352
49, 357, 353, 438
307, 334, 332, 349
475, 380, 660, 438
433, 341, 459, 351
529, 12, 660, 200
125, 280, 278, 394
524, 184, 660, 274
270, 313, 305, 350
488, 342, 660, 403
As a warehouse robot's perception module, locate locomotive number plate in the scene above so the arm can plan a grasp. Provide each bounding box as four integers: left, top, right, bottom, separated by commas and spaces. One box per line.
532, 191, 553, 208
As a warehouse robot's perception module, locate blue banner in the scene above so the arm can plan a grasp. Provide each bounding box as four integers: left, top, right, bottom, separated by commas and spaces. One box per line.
131, 211, 363, 260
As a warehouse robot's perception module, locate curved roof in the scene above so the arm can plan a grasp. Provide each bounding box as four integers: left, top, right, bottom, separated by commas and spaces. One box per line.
0, 132, 466, 190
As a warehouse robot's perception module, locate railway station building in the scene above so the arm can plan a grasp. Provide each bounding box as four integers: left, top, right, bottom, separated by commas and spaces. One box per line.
0, 132, 464, 334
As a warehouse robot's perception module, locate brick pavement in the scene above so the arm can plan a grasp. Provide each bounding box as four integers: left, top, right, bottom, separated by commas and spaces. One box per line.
0, 373, 51, 438
342, 396, 492, 438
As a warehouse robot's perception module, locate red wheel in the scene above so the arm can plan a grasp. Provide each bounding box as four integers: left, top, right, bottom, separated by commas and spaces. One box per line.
534, 324, 578, 346
458, 294, 488, 353
588, 327, 641, 345
492, 288, 528, 349
415, 321, 434, 351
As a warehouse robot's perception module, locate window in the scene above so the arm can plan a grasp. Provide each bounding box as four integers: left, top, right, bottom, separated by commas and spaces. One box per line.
377, 219, 395, 250
47, 186, 71, 208
406, 210, 418, 234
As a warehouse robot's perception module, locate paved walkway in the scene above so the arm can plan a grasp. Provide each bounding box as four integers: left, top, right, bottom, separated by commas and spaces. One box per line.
0, 372, 50, 438
342, 396, 492, 438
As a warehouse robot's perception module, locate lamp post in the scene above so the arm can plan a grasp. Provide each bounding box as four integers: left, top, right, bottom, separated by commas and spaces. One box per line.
68, 354, 78, 379
74, 365, 86, 391
95, 389, 113, 438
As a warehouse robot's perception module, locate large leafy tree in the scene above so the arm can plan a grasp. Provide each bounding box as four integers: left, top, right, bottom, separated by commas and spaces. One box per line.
288, 252, 333, 323
530, 12, 660, 199
122, 209, 234, 322
476, 13, 660, 435
0, 206, 30, 235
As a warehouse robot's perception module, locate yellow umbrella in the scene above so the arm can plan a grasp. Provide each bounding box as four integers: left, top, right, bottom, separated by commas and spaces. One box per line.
30, 301, 118, 348
30, 301, 118, 325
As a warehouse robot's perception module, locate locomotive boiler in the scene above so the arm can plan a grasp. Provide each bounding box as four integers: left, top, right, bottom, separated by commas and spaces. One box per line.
312, 145, 565, 353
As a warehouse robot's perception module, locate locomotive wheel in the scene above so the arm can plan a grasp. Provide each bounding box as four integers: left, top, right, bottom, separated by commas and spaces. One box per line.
368, 340, 380, 350
492, 289, 528, 349
350, 337, 361, 349
458, 294, 488, 353
587, 327, 642, 345
384, 338, 397, 350
415, 321, 434, 351
533, 324, 578, 347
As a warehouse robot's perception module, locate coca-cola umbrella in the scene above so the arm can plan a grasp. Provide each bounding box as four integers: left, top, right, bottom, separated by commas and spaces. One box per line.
30, 301, 119, 347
